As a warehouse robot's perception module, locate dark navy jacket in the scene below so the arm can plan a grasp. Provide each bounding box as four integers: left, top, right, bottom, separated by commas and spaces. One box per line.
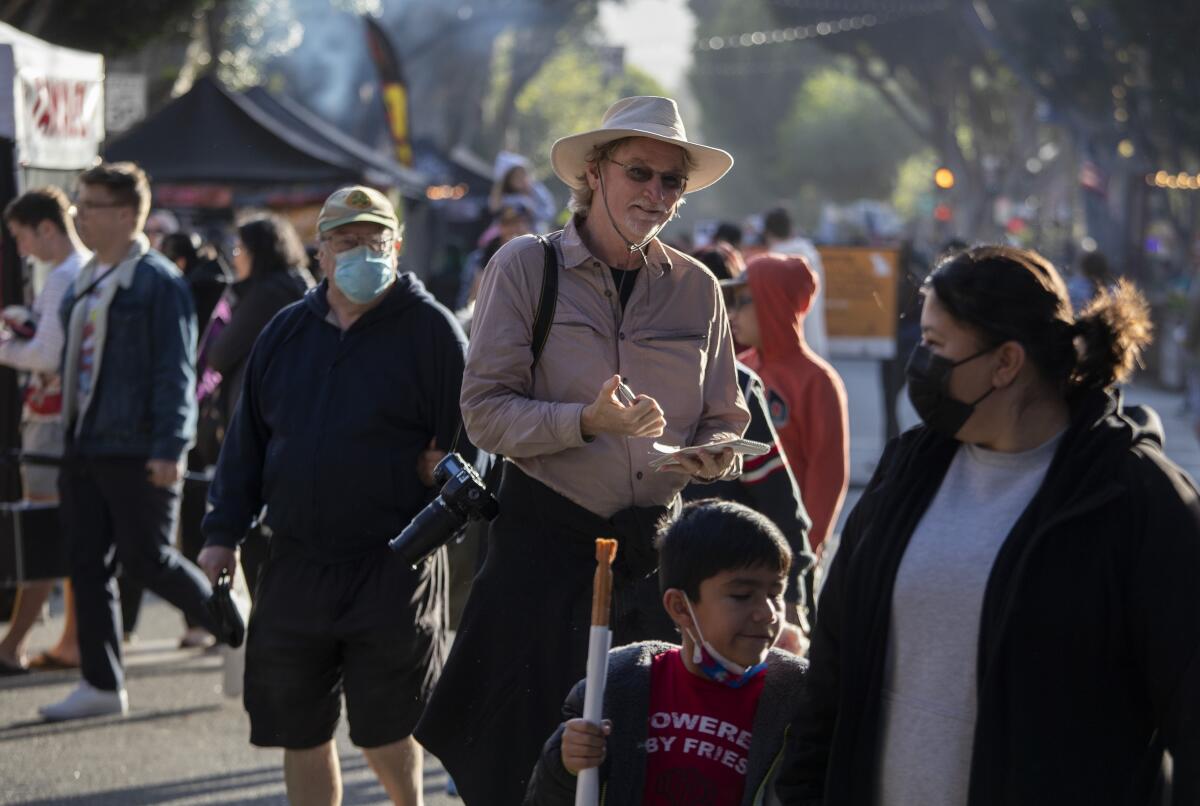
202, 274, 473, 561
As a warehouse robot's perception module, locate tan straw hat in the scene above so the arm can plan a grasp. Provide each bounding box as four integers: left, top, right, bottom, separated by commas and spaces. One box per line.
550, 96, 733, 194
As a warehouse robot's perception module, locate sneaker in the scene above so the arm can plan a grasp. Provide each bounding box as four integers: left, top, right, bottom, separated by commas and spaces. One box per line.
39, 681, 129, 722
178, 627, 215, 649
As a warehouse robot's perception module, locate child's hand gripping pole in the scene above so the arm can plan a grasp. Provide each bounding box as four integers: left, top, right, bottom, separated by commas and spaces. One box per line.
575, 538, 617, 806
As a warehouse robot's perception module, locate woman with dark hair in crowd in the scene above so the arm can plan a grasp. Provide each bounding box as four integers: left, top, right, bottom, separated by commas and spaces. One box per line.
176, 213, 312, 623
203, 214, 313, 412
778, 245, 1199, 806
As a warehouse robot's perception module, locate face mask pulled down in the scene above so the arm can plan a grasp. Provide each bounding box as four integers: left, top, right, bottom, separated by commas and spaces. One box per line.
905, 343, 998, 438
334, 245, 394, 304
683, 598, 769, 689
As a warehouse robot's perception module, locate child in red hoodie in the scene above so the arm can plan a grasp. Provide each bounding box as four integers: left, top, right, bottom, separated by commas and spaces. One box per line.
725, 253, 849, 554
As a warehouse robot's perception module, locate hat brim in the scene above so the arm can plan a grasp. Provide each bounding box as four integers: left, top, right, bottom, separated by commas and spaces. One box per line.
318, 212, 399, 234
550, 129, 733, 194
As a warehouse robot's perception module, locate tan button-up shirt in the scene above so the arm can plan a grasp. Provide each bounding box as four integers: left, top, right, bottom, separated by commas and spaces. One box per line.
461, 217, 750, 518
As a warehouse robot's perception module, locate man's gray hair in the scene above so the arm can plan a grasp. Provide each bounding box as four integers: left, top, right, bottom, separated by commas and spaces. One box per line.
567, 137, 696, 218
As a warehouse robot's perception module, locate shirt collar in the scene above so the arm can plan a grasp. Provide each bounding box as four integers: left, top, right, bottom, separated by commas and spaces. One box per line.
560, 215, 674, 276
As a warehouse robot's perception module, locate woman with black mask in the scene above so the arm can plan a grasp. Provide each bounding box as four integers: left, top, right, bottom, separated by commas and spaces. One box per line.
777, 245, 1199, 806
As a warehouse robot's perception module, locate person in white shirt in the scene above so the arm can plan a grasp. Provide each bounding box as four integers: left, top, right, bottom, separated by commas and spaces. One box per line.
0, 187, 89, 674
763, 206, 829, 359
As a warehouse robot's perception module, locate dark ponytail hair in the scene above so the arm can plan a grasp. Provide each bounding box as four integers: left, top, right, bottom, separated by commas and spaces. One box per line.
928, 245, 1152, 398
1071, 278, 1152, 390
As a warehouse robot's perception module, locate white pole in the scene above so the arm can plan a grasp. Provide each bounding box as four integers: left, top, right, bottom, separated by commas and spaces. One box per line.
575, 625, 612, 806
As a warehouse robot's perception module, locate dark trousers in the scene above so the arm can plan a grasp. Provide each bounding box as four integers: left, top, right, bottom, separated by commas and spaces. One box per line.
416, 465, 677, 806
60, 456, 217, 692
120, 470, 270, 633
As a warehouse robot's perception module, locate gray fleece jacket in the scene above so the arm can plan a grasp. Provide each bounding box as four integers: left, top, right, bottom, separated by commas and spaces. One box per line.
524, 640, 807, 806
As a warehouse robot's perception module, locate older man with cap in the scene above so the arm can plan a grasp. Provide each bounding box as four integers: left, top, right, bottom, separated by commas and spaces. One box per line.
417, 96, 750, 804
198, 186, 472, 806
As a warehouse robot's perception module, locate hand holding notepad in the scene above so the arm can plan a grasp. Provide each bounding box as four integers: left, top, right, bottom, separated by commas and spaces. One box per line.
647, 437, 771, 470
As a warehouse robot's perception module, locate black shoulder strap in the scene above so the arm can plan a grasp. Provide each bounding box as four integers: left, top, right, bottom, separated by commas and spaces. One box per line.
530, 234, 559, 370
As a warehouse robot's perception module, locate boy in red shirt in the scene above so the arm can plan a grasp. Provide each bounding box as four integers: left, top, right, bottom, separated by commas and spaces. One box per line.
525, 500, 807, 805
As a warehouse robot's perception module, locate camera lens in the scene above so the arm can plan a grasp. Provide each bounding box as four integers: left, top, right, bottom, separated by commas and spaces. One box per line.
388, 498, 465, 566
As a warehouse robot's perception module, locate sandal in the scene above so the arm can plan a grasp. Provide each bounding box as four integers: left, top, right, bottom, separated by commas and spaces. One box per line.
28, 651, 79, 671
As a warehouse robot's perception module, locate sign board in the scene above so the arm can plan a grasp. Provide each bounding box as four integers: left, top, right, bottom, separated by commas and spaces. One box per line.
818, 246, 899, 359
105, 72, 146, 135
0, 22, 104, 170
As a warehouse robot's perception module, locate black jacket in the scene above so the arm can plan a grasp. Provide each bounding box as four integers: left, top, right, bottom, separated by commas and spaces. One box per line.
186, 255, 231, 334
526, 641, 807, 806
205, 268, 312, 417
685, 363, 814, 603
776, 390, 1200, 806
202, 274, 473, 561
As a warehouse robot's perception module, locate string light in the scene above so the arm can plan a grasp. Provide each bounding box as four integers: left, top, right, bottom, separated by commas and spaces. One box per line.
695, 2, 948, 52
425, 184, 468, 200
1146, 171, 1200, 191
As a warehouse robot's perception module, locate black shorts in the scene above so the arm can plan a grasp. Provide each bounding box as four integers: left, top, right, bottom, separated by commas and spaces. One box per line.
244, 540, 447, 749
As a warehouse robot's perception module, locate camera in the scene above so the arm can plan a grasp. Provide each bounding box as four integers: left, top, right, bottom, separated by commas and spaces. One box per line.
388, 452, 499, 566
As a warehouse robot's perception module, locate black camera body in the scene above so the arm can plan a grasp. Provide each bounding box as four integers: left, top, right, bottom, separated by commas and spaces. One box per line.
388, 452, 498, 566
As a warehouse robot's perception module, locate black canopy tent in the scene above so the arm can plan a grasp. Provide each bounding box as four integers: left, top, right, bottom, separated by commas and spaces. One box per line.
104, 74, 512, 306
104, 74, 426, 196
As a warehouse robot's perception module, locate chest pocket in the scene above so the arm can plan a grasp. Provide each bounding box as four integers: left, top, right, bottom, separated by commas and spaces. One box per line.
632, 329, 709, 423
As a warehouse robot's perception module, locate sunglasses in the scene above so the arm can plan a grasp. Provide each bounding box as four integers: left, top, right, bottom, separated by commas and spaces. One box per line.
724, 290, 754, 310
608, 159, 687, 193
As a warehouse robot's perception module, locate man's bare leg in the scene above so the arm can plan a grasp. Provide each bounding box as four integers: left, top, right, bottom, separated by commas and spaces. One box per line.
284, 740, 342, 806
362, 735, 423, 805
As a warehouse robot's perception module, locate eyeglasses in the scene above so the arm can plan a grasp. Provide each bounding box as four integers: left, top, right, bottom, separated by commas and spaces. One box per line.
725, 291, 754, 310
70, 200, 127, 215
324, 234, 394, 253
607, 159, 688, 194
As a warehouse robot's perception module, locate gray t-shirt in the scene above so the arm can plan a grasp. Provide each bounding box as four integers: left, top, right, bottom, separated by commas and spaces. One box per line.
874, 431, 1063, 806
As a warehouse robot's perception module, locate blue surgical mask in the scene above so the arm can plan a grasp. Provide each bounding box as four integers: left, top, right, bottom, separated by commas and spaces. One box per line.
684, 598, 769, 689
333, 245, 394, 304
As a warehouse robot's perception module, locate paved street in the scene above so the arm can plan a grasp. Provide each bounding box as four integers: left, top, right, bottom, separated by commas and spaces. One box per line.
2, 374, 1197, 805
1, 602, 457, 804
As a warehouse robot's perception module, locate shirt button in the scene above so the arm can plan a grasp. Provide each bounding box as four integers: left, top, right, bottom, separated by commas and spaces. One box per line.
605, 290, 613, 297
619, 332, 625, 341
636, 471, 644, 480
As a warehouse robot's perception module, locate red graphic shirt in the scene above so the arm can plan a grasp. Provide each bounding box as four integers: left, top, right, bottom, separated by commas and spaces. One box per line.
641, 648, 766, 806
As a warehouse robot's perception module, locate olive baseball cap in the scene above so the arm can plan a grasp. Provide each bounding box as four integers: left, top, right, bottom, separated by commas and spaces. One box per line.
317, 186, 399, 234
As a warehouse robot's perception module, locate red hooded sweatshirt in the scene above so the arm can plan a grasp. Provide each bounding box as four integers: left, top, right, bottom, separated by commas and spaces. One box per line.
739, 253, 849, 552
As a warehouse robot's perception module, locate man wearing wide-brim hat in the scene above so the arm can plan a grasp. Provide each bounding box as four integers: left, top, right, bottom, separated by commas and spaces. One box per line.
417, 96, 751, 803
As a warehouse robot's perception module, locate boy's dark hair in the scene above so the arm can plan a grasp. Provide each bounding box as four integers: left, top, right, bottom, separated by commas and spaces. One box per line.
714, 221, 742, 249
656, 499, 791, 600
160, 231, 201, 268
693, 246, 734, 282
4, 186, 72, 234
77, 161, 151, 224
763, 206, 792, 240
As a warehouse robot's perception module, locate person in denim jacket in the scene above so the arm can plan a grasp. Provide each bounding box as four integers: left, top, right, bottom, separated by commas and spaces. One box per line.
38, 162, 227, 722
